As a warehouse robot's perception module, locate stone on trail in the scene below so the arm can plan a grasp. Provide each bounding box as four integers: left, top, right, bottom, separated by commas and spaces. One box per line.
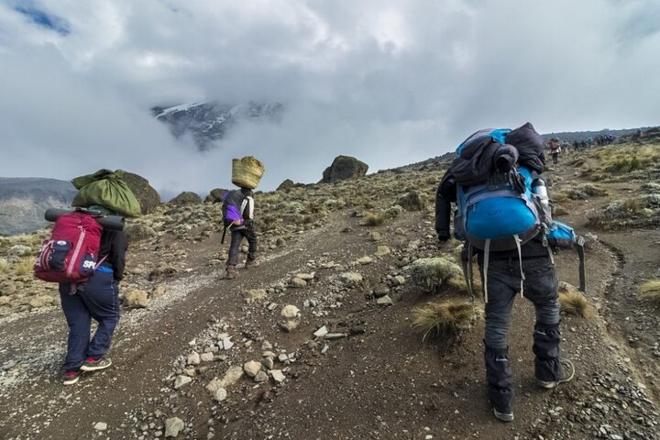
281, 305, 300, 320
200, 352, 215, 362
254, 371, 269, 383
243, 360, 262, 378
246, 289, 267, 301
165, 417, 185, 438
290, 277, 307, 288
340, 272, 363, 285
207, 366, 244, 394
392, 275, 406, 286
377, 295, 394, 306
187, 352, 201, 366
313, 325, 329, 338
296, 272, 315, 281
94, 422, 108, 431
213, 387, 228, 402
357, 256, 373, 265
174, 375, 192, 389
270, 369, 286, 383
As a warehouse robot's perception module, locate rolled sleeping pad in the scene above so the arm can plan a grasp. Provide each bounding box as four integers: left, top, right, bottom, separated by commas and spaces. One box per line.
44, 208, 125, 231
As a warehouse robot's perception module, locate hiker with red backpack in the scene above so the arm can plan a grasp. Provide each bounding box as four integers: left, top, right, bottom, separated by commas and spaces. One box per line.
222, 188, 257, 279
435, 123, 580, 422
36, 204, 128, 385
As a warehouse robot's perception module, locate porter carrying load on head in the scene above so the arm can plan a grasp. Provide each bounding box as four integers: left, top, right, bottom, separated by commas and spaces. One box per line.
223, 156, 264, 279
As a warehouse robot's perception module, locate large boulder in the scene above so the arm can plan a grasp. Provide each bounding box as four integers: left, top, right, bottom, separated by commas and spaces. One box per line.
121, 172, 161, 214
205, 188, 227, 203
321, 156, 368, 183
169, 192, 202, 205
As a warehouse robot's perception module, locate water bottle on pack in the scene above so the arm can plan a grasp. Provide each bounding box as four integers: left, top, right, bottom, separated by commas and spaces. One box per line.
532, 178, 552, 224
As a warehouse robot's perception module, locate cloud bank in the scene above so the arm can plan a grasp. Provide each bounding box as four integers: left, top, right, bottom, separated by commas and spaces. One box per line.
1, 0, 659, 193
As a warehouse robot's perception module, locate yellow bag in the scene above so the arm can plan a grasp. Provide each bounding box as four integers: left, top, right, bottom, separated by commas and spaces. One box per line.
232, 156, 265, 189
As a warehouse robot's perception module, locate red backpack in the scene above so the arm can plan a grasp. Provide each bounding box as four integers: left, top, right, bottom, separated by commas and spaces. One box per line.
34, 211, 104, 283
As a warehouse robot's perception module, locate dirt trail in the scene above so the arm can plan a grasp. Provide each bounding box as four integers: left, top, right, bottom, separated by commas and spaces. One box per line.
1, 154, 659, 440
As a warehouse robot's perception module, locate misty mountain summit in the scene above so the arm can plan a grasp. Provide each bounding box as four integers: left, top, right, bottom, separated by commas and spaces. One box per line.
152, 101, 284, 151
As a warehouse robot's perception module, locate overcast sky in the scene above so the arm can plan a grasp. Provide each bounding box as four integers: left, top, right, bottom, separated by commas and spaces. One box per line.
1, 0, 659, 194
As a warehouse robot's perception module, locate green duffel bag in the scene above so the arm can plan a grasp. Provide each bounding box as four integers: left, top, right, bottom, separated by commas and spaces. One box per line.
72, 169, 142, 218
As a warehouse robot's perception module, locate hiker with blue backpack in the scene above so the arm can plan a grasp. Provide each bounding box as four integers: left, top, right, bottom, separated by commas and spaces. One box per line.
436, 123, 585, 422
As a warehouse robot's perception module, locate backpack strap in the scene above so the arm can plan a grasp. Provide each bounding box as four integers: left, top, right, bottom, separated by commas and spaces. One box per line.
514, 234, 524, 298
483, 239, 490, 303
461, 243, 475, 302
575, 236, 586, 293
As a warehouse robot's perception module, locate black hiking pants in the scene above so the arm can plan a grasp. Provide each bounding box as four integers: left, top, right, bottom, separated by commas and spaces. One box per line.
480, 255, 562, 412
226, 226, 257, 267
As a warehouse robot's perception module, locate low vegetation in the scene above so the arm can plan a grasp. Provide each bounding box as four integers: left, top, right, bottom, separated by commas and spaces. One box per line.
558, 282, 594, 319
412, 298, 480, 342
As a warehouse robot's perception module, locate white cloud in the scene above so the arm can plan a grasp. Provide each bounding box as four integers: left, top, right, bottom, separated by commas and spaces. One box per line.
0, 0, 658, 194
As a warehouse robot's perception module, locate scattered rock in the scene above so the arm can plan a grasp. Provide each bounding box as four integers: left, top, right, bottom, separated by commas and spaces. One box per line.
200, 352, 215, 362
121, 171, 161, 214
313, 325, 329, 338
340, 272, 363, 286
94, 422, 108, 431
279, 305, 301, 332
290, 277, 307, 288
204, 188, 227, 203
270, 369, 286, 383
213, 387, 227, 402
243, 360, 262, 378
246, 289, 267, 301
187, 352, 201, 366
357, 256, 373, 265
254, 370, 269, 383
165, 417, 184, 438
169, 191, 202, 205
377, 295, 394, 306
174, 375, 192, 389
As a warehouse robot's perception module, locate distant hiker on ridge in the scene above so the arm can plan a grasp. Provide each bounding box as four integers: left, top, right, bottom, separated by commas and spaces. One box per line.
435, 123, 576, 422
222, 156, 265, 279
548, 138, 561, 165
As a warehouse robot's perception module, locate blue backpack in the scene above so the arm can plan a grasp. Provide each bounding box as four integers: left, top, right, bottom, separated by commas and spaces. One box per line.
454, 129, 586, 298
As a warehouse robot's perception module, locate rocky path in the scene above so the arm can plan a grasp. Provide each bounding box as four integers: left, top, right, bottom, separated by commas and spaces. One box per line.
1, 156, 659, 439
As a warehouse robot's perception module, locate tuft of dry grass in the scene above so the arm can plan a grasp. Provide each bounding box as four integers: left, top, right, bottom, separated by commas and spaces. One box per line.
412, 298, 480, 342
639, 280, 660, 305
14, 257, 34, 276
364, 212, 385, 226
558, 282, 594, 319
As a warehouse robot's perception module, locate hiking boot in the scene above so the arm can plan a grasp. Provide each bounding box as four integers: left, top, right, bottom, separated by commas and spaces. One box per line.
493, 406, 514, 423
225, 266, 239, 279
244, 258, 257, 269
80, 356, 112, 372
63, 370, 81, 385
537, 359, 575, 389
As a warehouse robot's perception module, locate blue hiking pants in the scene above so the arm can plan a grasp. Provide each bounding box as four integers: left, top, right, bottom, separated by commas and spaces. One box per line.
59, 267, 120, 371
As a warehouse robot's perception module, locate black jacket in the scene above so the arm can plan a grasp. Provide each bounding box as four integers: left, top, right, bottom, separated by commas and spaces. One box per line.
99, 230, 128, 281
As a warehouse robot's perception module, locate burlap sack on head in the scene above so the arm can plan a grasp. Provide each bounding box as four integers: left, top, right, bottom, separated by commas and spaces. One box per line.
232, 156, 265, 189
71, 169, 142, 218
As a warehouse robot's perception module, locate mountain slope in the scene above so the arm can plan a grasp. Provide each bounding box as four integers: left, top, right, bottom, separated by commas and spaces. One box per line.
0, 178, 76, 235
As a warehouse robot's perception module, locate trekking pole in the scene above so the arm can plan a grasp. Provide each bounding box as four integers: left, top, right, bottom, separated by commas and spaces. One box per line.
575, 236, 586, 293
